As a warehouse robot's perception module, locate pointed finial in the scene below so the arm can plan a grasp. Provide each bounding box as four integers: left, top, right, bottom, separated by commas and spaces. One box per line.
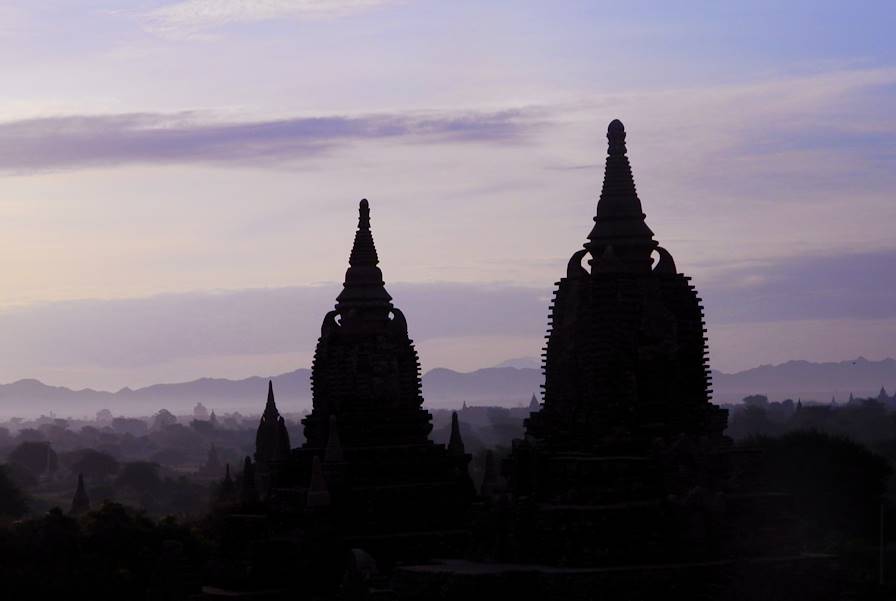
349, 199, 378, 266
260, 380, 281, 427
336, 198, 393, 312
607, 119, 626, 156
263, 380, 278, 416
448, 411, 465, 455
359, 198, 370, 229
586, 119, 656, 270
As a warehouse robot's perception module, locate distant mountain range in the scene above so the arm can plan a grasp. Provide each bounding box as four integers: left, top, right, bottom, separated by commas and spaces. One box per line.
0, 357, 894, 418
710, 357, 896, 403
0, 366, 544, 418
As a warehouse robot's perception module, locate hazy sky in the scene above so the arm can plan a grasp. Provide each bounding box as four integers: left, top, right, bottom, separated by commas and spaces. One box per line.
0, 1, 894, 389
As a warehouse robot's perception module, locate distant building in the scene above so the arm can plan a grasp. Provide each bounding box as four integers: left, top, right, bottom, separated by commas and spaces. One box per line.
193, 402, 209, 420
254, 381, 291, 493
527, 394, 540, 412
69, 472, 90, 515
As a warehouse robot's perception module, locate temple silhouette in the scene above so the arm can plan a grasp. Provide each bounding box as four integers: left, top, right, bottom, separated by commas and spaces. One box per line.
270, 197, 474, 565
506, 117, 731, 564
202, 120, 840, 600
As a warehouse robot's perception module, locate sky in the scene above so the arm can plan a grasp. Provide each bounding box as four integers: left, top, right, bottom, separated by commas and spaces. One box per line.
0, 1, 894, 390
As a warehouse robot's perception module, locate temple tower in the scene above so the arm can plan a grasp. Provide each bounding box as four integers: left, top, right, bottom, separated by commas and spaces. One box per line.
255, 381, 291, 463
302, 199, 430, 449
525, 119, 725, 453
286, 200, 472, 565
507, 120, 731, 565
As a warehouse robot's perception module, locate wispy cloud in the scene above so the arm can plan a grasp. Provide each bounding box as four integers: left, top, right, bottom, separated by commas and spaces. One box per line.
701, 249, 896, 324
144, 0, 400, 36
0, 108, 537, 173
0, 282, 548, 387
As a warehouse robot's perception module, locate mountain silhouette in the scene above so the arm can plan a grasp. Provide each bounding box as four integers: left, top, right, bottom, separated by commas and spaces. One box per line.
711, 356, 896, 403
0, 366, 542, 417
0, 357, 893, 417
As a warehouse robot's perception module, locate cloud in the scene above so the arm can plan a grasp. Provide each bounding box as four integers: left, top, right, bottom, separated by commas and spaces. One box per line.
0, 247, 893, 386
144, 0, 400, 36
0, 282, 548, 372
0, 108, 537, 173
701, 248, 896, 324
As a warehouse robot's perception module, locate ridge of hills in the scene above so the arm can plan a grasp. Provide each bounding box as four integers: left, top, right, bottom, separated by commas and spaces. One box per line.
1, 357, 894, 417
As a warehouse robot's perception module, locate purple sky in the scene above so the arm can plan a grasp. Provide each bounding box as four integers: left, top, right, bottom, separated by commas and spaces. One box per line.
0, 1, 893, 389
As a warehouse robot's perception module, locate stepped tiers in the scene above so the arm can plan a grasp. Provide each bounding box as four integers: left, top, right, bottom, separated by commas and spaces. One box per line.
302, 198, 432, 449
270, 200, 473, 566
525, 118, 725, 452
505, 121, 814, 578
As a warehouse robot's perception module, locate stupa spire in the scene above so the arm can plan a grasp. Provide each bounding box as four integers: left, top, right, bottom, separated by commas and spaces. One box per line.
529, 394, 540, 412
336, 199, 393, 312
70, 472, 90, 515
263, 380, 277, 418
448, 411, 465, 456
350, 198, 377, 265
586, 119, 657, 271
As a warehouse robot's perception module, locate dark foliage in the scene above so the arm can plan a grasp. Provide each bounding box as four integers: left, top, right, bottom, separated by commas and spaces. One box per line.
0, 465, 28, 518
62, 448, 120, 481
7, 440, 57, 476
0, 503, 208, 600
116, 460, 162, 489
742, 430, 891, 546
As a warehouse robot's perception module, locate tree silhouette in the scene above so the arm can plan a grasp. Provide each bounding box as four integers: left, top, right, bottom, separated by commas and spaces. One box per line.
744, 430, 891, 546
8, 441, 58, 476
67, 449, 119, 481
0, 464, 28, 517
